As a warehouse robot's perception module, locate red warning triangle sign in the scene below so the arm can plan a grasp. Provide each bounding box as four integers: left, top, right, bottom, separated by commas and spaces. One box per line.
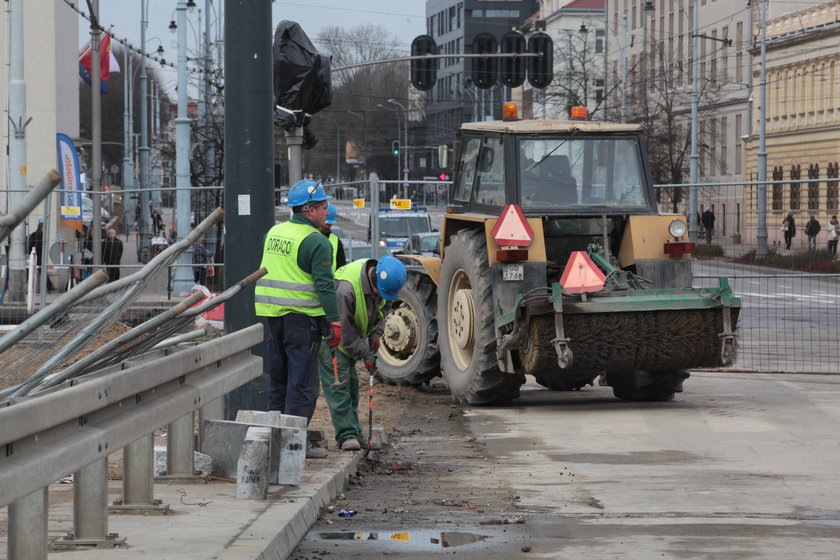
559, 251, 607, 293
491, 204, 534, 247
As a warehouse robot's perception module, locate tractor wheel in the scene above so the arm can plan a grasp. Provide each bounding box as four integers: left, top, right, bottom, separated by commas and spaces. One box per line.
377, 272, 440, 386
521, 315, 596, 391
438, 230, 522, 404
606, 370, 690, 402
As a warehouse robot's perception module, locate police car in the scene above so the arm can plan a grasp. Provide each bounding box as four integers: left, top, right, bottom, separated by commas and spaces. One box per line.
368, 207, 433, 250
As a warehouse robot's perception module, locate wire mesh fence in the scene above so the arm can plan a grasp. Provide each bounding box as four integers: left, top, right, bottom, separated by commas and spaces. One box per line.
659, 180, 840, 374
0, 209, 225, 402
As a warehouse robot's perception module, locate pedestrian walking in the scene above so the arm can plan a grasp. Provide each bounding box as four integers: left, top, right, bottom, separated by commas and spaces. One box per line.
701, 208, 716, 244
255, 179, 341, 459
828, 215, 839, 256
319, 256, 406, 451
782, 212, 796, 250
101, 228, 123, 282
805, 215, 821, 251
193, 236, 211, 285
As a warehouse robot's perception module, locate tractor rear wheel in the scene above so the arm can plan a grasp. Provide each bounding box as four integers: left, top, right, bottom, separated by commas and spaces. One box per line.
438, 230, 522, 404
377, 272, 440, 386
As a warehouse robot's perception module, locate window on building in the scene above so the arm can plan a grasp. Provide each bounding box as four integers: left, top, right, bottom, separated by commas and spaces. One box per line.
772, 166, 783, 211
709, 119, 717, 177
428, 15, 435, 36
595, 30, 604, 54
721, 26, 728, 81
457, 3, 462, 28
808, 164, 820, 210
449, 6, 455, 33
827, 162, 839, 211
710, 30, 717, 80
790, 165, 801, 210
720, 116, 728, 175
595, 78, 605, 103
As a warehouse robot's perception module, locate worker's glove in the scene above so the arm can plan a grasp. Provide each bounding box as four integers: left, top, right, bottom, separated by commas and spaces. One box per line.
371, 338, 380, 353
327, 322, 342, 349
364, 361, 375, 373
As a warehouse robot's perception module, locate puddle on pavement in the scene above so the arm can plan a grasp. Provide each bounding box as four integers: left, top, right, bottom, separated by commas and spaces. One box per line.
314, 530, 489, 549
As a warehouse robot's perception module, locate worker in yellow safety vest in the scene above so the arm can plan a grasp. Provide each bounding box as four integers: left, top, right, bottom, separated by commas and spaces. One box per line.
255, 179, 341, 459
319, 256, 406, 451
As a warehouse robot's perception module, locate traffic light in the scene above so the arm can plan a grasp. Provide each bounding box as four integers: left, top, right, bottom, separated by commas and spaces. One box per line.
527, 32, 554, 89
391, 140, 400, 156
500, 31, 526, 88
410, 35, 437, 91
438, 172, 450, 181
471, 32, 498, 89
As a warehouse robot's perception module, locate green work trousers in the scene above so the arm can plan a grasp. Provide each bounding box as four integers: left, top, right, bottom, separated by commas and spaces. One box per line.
318, 342, 363, 446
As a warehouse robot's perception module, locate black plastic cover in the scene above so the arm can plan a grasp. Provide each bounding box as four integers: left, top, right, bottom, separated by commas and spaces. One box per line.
272, 20, 332, 114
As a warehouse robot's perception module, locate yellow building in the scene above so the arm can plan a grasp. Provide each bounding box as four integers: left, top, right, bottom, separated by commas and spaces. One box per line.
744, 1, 840, 249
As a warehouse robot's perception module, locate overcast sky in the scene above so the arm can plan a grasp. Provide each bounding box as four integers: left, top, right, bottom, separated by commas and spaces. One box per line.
75, 0, 425, 94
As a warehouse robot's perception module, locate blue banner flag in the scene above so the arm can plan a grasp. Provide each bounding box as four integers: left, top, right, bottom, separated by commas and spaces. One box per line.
56, 133, 83, 232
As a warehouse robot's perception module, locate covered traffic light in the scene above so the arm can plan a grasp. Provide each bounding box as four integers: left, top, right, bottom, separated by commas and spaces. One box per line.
471, 32, 498, 89
500, 31, 526, 88
391, 140, 400, 156
410, 35, 437, 91
527, 32, 553, 89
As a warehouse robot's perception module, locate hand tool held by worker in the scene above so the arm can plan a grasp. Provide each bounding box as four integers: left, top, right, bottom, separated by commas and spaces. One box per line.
327, 321, 341, 348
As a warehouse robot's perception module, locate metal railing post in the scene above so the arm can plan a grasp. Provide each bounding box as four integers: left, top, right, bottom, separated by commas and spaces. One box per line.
167, 412, 196, 476
199, 397, 224, 452
8, 487, 48, 560
122, 434, 154, 504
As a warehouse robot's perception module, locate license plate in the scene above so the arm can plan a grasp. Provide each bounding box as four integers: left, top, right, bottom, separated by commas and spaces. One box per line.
502, 263, 524, 281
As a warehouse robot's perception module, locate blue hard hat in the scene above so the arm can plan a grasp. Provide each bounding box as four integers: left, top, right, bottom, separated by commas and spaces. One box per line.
326, 202, 337, 225
375, 256, 407, 301
287, 179, 332, 207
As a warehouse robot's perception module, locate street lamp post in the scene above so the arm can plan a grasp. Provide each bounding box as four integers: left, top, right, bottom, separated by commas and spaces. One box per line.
138, 0, 151, 263
173, 0, 194, 294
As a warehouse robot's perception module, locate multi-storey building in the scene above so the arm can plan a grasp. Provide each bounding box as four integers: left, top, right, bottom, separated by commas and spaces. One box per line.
744, 0, 840, 249
424, 0, 539, 146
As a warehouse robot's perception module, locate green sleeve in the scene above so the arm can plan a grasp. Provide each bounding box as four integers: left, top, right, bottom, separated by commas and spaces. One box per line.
298, 232, 339, 322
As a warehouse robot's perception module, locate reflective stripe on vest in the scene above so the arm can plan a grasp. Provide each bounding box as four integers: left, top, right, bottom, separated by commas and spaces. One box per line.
255, 221, 325, 317
334, 259, 386, 357
328, 233, 339, 272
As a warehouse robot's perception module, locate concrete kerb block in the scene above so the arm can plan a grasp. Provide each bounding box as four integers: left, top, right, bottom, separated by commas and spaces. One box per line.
236, 426, 272, 500
153, 446, 212, 476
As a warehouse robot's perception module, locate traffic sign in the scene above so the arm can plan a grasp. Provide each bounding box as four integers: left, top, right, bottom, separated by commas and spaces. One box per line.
491, 204, 533, 246
559, 251, 606, 293
403, 167, 409, 174
353, 198, 365, 208
390, 199, 412, 210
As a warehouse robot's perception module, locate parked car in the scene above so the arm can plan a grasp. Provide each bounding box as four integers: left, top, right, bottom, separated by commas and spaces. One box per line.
343, 240, 392, 262
397, 232, 440, 257
82, 197, 110, 231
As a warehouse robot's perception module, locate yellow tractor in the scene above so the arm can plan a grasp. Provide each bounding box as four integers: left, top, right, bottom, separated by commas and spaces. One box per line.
377, 107, 739, 403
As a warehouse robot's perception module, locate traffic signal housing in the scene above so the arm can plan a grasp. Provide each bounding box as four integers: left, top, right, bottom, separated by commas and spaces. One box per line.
527, 32, 553, 89
471, 32, 498, 89
500, 31, 526, 88
391, 140, 400, 156
410, 35, 437, 91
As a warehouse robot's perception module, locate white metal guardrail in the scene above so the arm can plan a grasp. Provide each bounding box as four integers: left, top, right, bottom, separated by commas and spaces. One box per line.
0, 323, 263, 558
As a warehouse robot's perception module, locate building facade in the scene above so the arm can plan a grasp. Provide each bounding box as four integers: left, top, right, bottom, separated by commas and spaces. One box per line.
424, 0, 539, 146
744, 0, 840, 249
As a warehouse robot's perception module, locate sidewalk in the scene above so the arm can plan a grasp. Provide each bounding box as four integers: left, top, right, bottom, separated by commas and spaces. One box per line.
0, 451, 361, 560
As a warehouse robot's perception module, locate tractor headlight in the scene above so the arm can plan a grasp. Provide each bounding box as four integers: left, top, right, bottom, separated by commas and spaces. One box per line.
668, 219, 687, 238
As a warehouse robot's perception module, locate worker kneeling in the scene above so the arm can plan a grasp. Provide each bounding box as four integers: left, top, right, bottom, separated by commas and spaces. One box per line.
319, 256, 406, 451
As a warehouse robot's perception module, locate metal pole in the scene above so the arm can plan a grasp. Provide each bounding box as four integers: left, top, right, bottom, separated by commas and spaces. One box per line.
621, 13, 627, 123
138, 0, 151, 263
123, 48, 133, 237
567, 32, 572, 113
73, 458, 109, 539
335, 120, 340, 182
688, 0, 700, 242
204, 0, 217, 256
91, 4, 103, 267
287, 128, 303, 184
756, 0, 769, 258
8, 488, 48, 560
7, 0, 28, 302
173, 0, 193, 294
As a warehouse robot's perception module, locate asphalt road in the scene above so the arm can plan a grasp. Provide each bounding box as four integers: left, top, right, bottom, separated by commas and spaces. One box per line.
292, 373, 840, 559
